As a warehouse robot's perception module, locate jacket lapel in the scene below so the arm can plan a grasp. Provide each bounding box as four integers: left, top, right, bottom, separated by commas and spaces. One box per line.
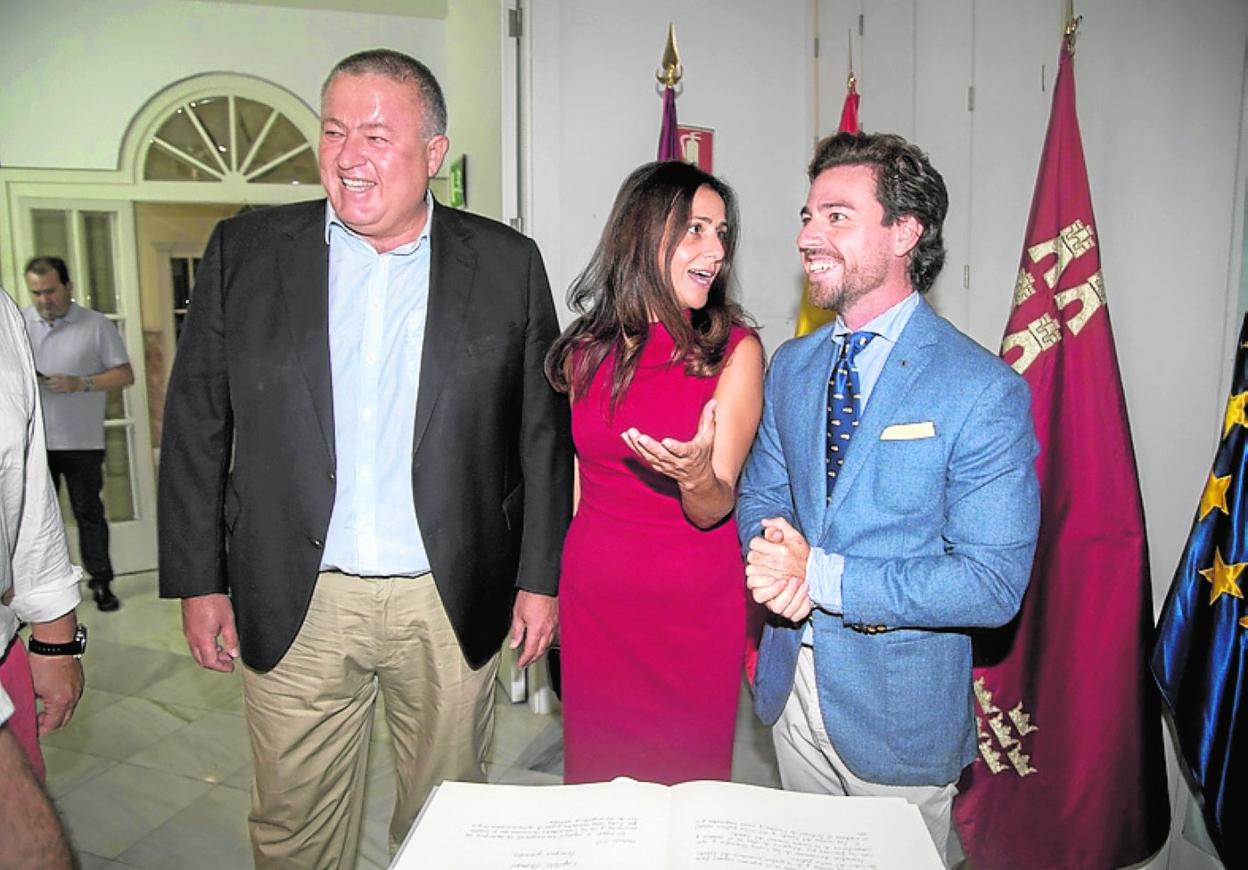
277, 202, 335, 463
413, 204, 476, 455
821, 298, 940, 540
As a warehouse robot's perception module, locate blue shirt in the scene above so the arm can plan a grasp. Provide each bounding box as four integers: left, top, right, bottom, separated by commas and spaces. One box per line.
806, 291, 921, 617
320, 197, 433, 576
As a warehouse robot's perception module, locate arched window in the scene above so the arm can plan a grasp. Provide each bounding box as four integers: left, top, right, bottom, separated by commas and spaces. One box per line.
143, 94, 318, 185
123, 73, 321, 200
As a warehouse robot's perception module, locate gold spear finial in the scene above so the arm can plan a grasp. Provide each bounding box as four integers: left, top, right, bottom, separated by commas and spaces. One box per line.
847, 30, 856, 92
656, 22, 683, 89
1063, 0, 1082, 52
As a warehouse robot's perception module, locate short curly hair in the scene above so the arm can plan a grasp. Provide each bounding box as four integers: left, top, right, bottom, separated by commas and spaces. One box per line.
808, 132, 948, 295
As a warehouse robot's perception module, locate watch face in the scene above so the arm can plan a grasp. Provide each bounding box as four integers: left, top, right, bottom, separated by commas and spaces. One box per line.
76, 624, 88, 655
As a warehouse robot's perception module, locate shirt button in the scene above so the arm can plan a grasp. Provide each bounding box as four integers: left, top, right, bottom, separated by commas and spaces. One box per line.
310, 538, 323, 549
328, 471, 336, 482
361, 408, 373, 421
365, 352, 379, 365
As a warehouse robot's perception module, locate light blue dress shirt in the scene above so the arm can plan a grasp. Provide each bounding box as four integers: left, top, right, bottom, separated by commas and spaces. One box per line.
320, 196, 433, 576
805, 291, 921, 617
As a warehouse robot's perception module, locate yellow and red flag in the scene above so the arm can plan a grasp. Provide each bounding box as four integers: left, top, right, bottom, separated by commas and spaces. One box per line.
794, 75, 858, 336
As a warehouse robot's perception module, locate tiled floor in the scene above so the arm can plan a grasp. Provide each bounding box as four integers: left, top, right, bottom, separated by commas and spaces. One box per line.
35, 572, 781, 869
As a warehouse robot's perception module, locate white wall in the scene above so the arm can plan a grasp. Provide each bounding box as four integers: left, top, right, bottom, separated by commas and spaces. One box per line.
0, 0, 445, 170
444, 0, 506, 219
527, 0, 814, 350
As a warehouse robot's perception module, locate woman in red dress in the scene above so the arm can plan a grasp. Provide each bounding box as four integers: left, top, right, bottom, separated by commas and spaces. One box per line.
545, 161, 764, 784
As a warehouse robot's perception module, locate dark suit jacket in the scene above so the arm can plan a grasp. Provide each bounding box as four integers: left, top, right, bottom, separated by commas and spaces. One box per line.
158, 199, 573, 672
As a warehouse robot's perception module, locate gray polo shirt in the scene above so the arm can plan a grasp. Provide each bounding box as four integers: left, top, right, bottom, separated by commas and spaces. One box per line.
22, 302, 130, 451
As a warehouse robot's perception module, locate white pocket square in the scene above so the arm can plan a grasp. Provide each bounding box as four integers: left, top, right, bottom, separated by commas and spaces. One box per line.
880, 421, 937, 440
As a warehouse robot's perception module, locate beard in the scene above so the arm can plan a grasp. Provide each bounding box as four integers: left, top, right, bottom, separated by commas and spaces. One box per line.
806, 248, 891, 311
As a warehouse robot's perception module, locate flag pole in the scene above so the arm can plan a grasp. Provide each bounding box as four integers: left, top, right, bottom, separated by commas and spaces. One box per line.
656, 22, 682, 89
1064, 1, 1081, 52
846, 29, 856, 93
656, 23, 682, 161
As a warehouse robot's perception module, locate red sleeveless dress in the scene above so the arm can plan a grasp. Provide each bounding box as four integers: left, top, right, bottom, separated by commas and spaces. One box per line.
560, 322, 751, 784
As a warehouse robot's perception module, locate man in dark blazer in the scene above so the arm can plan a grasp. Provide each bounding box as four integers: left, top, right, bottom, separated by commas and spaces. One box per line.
739, 132, 1039, 867
158, 49, 572, 868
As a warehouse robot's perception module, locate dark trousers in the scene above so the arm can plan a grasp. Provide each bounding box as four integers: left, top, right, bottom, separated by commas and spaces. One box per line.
47, 449, 113, 582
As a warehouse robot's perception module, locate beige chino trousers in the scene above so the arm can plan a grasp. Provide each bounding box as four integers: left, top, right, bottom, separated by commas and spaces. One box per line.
241, 571, 499, 869
773, 646, 963, 868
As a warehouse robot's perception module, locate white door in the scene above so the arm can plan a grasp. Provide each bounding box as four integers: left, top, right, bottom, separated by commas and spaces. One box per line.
17, 198, 157, 575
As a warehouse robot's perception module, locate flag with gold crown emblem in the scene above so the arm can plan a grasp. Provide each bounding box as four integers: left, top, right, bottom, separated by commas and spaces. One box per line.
1152, 311, 1248, 869
952, 28, 1170, 869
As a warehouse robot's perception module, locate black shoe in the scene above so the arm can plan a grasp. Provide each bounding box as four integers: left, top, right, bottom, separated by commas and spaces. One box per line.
88, 579, 120, 612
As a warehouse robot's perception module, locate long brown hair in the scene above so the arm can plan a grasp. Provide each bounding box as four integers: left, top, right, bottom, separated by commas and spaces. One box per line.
544, 161, 746, 409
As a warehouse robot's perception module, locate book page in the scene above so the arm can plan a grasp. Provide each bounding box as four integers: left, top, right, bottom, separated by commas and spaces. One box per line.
666, 781, 943, 870
391, 779, 671, 870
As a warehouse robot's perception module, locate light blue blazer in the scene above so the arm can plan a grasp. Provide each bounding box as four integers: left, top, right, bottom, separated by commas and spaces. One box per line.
738, 297, 1040, 786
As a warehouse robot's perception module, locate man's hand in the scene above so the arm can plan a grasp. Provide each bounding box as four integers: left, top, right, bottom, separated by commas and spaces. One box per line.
181, 593, 240, 672
27, 654, 83, 735
509, 590, 557, 669
42, 374, 83, 394
745, 517, 814, 622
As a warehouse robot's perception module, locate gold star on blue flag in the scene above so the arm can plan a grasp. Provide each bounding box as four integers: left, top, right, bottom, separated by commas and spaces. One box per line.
1153, 312, 1248, 868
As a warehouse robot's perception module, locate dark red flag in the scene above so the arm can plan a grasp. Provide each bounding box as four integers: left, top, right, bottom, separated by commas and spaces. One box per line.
657, 87, 679, 161
952, 34, 1170, 870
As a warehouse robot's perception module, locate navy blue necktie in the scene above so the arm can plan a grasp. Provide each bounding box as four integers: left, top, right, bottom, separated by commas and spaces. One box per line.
826, 330, 876, 500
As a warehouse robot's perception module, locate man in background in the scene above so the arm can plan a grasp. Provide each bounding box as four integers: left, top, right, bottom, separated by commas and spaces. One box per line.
23, 256, 134, 612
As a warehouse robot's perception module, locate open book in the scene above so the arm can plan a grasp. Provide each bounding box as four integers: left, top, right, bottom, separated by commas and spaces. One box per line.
392, 778, 942, 869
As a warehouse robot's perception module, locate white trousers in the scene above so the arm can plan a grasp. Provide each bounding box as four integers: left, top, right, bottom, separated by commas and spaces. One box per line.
772, 646, 963, 868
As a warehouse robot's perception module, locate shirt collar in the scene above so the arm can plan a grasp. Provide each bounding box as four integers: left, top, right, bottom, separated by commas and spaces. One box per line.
324, 191, 435, 256
832, 291, 920, 347
29, 301, 83, 328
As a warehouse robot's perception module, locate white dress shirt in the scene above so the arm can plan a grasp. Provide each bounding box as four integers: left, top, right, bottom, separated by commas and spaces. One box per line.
0, 288, 81, 668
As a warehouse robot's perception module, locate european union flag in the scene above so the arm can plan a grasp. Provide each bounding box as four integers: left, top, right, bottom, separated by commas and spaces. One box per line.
1152, 312, 1248, 868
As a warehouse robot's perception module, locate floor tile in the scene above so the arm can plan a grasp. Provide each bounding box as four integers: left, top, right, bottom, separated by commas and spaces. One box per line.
77, 852, 137, 870
41, 745, 118, 798
42, 695, 202, 761
357, 815, 393, 870
59, 763, 214, 859
116, 784, 252, 870
125, 710, 251, 784
81, 638, 197, 696
489, 765, 564, 786
138, 662, 243, 712
72, 686, 128, 721
510, 718, 563, 775
486, 699, 560, 766
223, 759, 254, 791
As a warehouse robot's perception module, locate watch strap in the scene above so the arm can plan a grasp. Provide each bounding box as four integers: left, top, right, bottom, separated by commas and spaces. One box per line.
27, 625, 87, 657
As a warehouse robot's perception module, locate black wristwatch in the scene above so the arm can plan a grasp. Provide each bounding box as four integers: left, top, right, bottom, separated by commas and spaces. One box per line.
27, 625, 87, 658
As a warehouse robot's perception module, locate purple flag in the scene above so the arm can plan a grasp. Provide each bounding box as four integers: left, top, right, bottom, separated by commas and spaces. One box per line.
657, 87, 679, 161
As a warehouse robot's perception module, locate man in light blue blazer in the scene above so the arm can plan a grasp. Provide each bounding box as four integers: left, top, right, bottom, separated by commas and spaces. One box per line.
738, 132, 1040, 865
